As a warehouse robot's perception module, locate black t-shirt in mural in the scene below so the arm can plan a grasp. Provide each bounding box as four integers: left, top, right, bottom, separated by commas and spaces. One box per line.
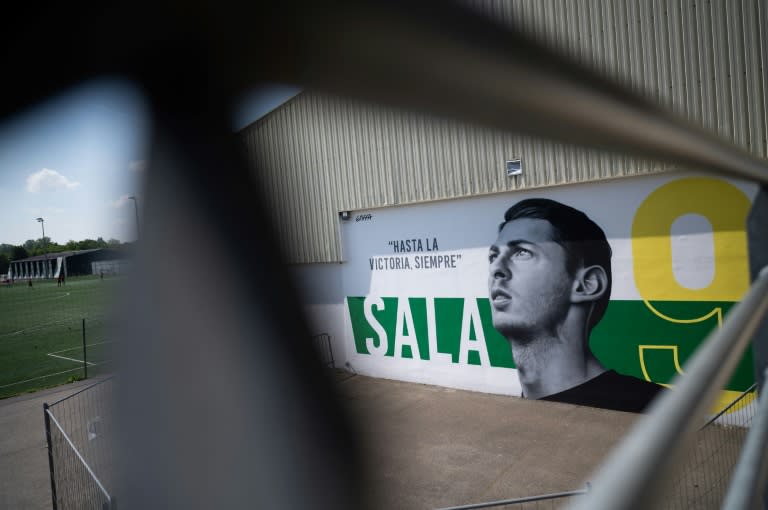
540, 370, 663, 413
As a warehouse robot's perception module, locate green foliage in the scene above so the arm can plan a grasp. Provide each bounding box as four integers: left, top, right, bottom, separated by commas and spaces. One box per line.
0, 254, 8, 274
10, 246, 28, 261
1, 237, 129, 259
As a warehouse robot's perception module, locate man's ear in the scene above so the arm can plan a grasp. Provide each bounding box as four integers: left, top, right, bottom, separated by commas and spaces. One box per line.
571, 265, 608, 303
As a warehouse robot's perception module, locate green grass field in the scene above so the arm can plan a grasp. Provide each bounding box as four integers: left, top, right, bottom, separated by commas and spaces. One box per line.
0, 276, 118, 399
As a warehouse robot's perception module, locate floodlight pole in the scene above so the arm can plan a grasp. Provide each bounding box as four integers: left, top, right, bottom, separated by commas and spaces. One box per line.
127, 196, 140, 240
36, 217, 49, 279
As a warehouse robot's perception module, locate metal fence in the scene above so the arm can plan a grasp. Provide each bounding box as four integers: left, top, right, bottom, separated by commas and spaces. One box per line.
44, 376, 116, 510
438, 385, 759, 510
312, 332, 335, 368
661, 385, 758, 509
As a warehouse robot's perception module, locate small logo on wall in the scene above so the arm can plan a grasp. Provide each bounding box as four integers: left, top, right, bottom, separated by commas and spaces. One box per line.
340, 211, 373, 222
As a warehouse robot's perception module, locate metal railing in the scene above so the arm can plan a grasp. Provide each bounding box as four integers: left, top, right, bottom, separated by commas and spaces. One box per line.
702, 383, 758, 429
437, 485, 590, 510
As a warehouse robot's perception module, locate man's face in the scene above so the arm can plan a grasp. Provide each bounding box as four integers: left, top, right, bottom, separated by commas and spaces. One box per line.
488, 218, 574, 340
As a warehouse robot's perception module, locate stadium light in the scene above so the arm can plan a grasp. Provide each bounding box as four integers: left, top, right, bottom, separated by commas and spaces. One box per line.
36, 217, 49, 279
127, 196, 140, 240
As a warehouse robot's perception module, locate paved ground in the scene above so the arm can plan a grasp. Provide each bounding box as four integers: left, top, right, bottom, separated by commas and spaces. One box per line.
338, 373, 641, 509
1, 373, 646, 510
0, 379, 98, 510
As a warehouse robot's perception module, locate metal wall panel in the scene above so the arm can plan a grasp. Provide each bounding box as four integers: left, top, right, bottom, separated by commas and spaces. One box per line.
242, 0, 768, 264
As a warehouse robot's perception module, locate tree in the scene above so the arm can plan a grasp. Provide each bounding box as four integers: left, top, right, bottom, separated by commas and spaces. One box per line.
78, 239, 100, 250
10, 246, 28, 261
0, 254, 8, 274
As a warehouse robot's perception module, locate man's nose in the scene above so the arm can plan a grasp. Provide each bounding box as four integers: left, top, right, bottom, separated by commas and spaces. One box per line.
490, 258, 510, 280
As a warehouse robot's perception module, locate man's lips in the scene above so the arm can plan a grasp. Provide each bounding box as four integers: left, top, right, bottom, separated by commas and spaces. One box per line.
491, 288, 511, 305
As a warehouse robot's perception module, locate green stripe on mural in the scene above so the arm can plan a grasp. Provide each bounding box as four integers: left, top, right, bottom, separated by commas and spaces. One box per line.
347, 297, 754, 392
591, 300, 752, 391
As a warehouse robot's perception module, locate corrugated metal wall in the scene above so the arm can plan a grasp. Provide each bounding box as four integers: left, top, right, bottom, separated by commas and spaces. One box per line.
241, 0, 768, 264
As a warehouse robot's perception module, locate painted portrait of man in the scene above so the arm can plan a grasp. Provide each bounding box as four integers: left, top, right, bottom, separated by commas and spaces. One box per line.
489, 198, 662, 413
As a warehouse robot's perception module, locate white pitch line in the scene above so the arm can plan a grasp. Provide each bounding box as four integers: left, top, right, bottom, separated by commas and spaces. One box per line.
0, 362, 110, 389
47, 353, 96, 366
42, 292, 71, 301
48, 340, 113, 355
0, 366, 83, 389
0, 314, 75, 338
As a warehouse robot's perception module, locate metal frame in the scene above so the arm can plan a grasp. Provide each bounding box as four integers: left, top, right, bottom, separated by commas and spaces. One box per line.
436, 485, 590, 510
702, 382, 758, 429
44, 377, 116, 510
43, 403, 59, 510
3, 1, 766, 508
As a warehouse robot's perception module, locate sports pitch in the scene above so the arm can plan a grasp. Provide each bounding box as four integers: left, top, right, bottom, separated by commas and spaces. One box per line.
0, 276, 117, 398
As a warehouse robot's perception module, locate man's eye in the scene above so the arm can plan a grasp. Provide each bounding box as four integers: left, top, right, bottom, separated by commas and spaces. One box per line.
512, 248, 533, 259
488, 252, 498, 263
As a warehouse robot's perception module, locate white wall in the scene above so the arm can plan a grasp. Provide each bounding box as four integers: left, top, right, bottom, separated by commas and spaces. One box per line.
290, 263, 347, 368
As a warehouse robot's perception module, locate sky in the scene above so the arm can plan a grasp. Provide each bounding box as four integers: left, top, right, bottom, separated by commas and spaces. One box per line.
0, 79, 300, 246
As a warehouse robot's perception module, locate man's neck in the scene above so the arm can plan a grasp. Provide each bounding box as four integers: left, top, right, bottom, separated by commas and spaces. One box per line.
510, 324, 606, 399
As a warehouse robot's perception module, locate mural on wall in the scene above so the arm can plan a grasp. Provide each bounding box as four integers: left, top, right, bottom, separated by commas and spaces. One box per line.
342, 174, 756, 413
486, 198, 662, 412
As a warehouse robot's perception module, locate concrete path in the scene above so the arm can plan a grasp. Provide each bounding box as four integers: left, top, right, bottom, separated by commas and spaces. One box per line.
1, 373, 641, 510
0, 380, 97, 510
338, 373, 641, 510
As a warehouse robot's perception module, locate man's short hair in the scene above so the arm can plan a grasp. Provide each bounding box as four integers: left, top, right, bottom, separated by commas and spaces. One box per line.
499, 198, 612, 332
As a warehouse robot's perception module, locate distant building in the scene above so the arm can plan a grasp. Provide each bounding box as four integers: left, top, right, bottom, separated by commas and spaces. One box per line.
7, 248, 131, 280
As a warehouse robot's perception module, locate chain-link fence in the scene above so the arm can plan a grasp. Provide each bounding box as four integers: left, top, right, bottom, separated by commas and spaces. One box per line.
435, 387, 759, 510
44, 376, 116, 510
660, 385, 758, 509
0, 275, 116, 399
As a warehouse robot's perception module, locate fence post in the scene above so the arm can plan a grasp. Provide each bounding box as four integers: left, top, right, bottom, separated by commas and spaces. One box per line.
82, 318, 88, 379
43, 403, 58, 510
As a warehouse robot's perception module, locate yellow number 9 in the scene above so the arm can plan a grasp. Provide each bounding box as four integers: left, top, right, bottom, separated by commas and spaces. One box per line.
632, 177, 750, 302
